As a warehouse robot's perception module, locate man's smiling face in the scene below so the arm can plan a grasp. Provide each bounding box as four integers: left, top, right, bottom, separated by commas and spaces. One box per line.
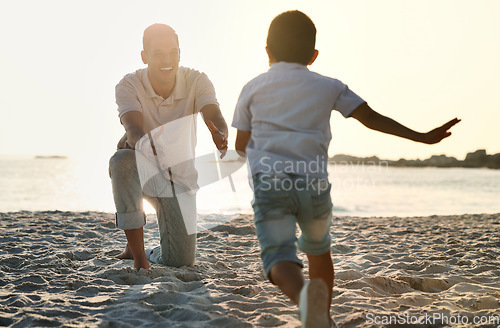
141, 29, 180, 88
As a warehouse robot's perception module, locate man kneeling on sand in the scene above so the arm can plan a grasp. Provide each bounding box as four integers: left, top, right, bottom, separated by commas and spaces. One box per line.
109, 23, 228, 270
232, 11, 460, 327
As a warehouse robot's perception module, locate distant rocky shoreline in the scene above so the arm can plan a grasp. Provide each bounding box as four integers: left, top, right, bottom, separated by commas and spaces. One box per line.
330, 149, 500, 169
34, 155, 67, 159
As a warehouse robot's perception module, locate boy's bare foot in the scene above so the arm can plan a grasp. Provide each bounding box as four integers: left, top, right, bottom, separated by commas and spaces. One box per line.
116, 243, 133, 260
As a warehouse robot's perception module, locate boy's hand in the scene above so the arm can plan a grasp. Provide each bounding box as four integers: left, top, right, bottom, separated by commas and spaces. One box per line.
207, 120, 228, 158
421, 118, 461, 144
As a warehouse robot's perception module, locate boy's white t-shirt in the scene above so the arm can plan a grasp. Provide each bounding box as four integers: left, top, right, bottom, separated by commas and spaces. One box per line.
232, 62, 365, 179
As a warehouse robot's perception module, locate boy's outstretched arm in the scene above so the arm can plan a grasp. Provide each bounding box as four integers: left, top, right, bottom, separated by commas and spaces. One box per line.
349, 103, 461, 144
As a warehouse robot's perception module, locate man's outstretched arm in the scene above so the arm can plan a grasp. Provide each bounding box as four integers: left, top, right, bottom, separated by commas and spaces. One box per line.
349, 102, 460, 144
120, 111, 145, 148
201, 104, 229, 157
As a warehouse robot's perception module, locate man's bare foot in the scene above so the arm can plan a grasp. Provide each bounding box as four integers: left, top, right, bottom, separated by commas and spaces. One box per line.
121, 228, 150, 270
116, 243, 134, 260
134, 257, 150, 270
116, 245, 149, 269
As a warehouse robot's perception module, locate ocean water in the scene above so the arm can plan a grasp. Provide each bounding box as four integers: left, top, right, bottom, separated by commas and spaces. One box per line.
1, 155, 499, 219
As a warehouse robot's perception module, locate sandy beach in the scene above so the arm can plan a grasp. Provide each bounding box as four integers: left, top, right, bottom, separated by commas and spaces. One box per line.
0, 211, 499, 327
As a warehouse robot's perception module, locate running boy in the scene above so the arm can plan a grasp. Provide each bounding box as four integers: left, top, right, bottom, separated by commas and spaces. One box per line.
231, 10, 460, 328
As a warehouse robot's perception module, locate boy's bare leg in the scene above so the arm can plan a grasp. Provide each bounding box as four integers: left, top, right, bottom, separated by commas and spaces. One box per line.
123, 227, 149, 269
306, 251, 334, 312
269, 261, 305, 305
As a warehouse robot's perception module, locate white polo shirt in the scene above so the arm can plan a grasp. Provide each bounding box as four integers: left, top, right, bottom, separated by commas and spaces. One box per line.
116, 67, 219, 191
116, 66, 219, 134
232, 62, 365, 179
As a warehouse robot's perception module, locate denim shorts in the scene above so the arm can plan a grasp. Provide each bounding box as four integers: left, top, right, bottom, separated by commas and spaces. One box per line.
251, 173, 333, 280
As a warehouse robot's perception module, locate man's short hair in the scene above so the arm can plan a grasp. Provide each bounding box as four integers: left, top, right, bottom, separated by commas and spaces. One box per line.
266, 11, 316, 65
143, 23, 179, 51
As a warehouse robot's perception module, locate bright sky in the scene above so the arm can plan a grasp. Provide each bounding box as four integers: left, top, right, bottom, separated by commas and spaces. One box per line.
1, 0, 499, 161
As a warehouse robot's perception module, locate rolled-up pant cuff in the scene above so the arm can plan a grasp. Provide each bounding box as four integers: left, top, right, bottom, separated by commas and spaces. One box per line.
115, 211, 146, 230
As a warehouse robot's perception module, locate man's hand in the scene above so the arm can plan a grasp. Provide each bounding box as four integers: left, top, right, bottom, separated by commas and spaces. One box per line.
200, 104, 229, 159
207, 120, 228, 158
117, 133, 128, 150
421, 118, 461, 144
